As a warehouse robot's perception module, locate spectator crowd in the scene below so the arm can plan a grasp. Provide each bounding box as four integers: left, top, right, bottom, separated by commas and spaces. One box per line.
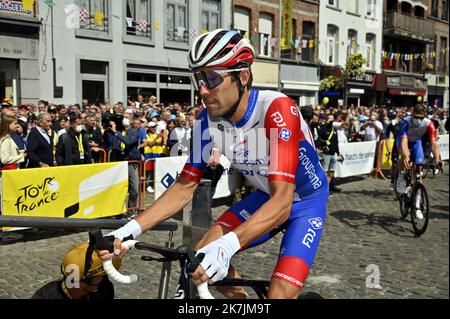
1, 95, 449, 209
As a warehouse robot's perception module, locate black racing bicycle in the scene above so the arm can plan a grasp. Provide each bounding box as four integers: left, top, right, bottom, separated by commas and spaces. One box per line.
394, 165, 430, 236
89, 228, 323, 299
89, 228, 270, 299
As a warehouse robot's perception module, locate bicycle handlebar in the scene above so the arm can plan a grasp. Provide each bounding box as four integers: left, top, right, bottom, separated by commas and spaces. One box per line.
197, 282, 214, 299
103, 240, 139, 284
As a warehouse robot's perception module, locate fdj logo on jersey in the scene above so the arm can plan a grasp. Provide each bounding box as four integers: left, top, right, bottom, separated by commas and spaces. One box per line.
308, 217, 323, 230
279, 128, 292, 141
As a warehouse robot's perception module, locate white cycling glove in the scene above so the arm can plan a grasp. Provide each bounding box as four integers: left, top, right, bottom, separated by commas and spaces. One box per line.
196, 232, 241, 283
107, 219, 142, 253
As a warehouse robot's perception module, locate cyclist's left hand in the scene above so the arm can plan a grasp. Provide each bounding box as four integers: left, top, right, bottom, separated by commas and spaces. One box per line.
191, 232, 241, 285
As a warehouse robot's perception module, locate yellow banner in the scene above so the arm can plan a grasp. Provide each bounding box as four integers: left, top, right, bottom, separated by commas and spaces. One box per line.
282, 0, 293, 50
381, 139, 395, 170
1, 162, 128, 219
22, 0, 34, 11
0, 0, 36, 17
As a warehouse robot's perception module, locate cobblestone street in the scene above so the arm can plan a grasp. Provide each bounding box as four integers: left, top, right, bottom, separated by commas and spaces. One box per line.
0, 169, 448, 299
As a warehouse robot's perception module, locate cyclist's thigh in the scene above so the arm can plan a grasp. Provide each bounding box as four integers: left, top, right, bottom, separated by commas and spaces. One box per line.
215, 189, 269, 231
409, 140, 425, 164
215, 190, 285, 251
271, 193, 327, 289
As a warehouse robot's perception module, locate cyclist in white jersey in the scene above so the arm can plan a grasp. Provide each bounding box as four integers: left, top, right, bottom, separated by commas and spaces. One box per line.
99, 29, 328, 299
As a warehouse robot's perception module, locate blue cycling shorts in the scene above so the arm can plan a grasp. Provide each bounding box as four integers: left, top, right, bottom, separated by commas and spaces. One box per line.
215, 190, 328, 289
408, 139, 425, 164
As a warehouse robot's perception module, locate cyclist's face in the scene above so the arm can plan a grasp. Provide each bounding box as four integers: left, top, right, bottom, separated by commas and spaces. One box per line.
198, 69, 247, 118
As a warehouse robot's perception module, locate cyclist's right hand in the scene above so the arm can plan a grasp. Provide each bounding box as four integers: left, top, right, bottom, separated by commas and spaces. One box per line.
403, 156, 411, 169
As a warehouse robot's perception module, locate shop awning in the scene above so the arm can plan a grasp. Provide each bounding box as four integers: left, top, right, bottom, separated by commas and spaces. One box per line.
388, 88, 426, 96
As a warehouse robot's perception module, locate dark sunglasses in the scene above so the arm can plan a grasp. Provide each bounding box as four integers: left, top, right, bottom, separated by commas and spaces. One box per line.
192, 68, 248, 90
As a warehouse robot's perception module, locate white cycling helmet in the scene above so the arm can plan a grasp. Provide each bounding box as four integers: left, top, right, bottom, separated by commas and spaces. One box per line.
188, 29, 255, 70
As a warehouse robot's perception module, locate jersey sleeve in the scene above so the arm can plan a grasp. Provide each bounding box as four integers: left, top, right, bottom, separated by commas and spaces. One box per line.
264, 97, 301, 184
179, 109, 212, 183
426, 120, 436, 142
396, 119, 409, 146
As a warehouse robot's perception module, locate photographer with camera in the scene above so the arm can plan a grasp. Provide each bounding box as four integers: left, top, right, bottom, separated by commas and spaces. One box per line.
318, 113, 344, 193
109, 116, 141, 218
85, 113, 103, 163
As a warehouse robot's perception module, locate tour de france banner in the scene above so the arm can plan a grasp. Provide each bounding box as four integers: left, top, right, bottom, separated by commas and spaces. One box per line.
154, 155, 239, 200
335, 141, 377, 178
1, 162, 128, 218
438, 134, 449, 161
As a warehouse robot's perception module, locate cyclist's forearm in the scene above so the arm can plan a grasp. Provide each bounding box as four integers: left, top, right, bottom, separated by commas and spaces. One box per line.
135, 180, 196, 232
233, 194, 292, 248
431, 142, 441, 163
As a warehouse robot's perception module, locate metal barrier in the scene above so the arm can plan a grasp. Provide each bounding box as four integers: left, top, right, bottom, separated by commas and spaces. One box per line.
142, 158, 156, 207
96, 148, 107, 163
372, 139, 389, 180
0, 215, 177, 231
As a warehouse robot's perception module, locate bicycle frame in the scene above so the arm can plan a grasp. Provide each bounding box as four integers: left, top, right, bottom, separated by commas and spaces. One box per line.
134, 241, 270, 299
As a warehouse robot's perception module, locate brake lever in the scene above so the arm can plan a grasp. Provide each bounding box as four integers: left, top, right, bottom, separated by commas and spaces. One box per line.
88, 228, 115, 253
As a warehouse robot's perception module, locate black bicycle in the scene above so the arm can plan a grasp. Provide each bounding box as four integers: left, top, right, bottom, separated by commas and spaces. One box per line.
394, 165, 430, 236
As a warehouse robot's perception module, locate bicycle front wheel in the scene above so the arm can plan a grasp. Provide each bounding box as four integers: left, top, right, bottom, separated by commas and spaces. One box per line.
399, 194, 409, 219
410, 183, 430, 236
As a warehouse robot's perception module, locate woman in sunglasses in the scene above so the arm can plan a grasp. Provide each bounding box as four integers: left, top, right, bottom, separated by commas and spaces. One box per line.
101, 29, 329, 299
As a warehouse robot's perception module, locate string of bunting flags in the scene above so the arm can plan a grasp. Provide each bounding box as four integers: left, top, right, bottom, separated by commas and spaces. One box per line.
3, 0, 449, 55
382, 49, 448, 61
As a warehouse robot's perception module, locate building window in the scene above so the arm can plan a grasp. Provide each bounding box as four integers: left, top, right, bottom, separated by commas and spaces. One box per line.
327, 0, 338, 8
78, 0, 109, 32
202, 0, 221, 32
348, 0, 358, 14
400, 1, 412, 14
327, 25, 339, 65
348, 29, 358, 55
365, 33, 376, 70
302, 21, 315, 62
439, 37, 447, 73
234, 6, 250, 38
166, 0, 188, 44
366, 0, 376, 17
258, 13, 273, 58
126, 0, 152, 38
431, 0, 439, 17
80, 60, 109, 104
442, 0, 449, 20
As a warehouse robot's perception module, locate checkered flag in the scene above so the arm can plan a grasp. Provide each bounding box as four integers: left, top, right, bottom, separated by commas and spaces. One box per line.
189, 28, 198, 39
78, 8, 88, 22
271, 38, 278, 48
0, 0, 11, 6
138, 20, 148, 32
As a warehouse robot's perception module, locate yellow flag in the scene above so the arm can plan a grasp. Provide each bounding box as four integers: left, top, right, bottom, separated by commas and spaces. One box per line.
432, 51, 436, 57
281, 0, 293, 49
94, 11, 104, 26
201, 29, 208, 34
309, 40, 314, 48
155, 21, 160, 30
22, 0, 34, 11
